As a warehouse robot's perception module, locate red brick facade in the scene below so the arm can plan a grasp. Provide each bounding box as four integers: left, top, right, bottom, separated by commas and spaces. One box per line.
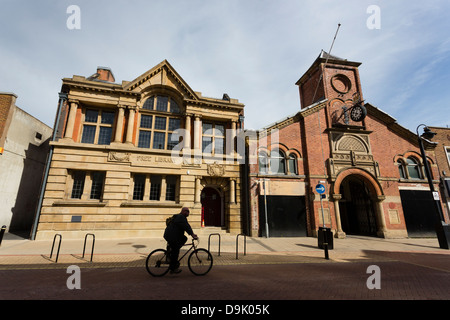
247, 52, 448, 238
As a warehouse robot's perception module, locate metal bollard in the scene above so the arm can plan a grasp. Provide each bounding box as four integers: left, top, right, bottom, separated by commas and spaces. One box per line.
0, 225, 6, 246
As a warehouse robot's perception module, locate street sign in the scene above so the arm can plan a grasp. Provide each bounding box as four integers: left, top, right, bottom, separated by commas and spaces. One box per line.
315, 184, 326, 194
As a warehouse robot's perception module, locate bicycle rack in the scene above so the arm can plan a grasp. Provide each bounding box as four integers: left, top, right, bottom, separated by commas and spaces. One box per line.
50, 234, 62, 263
82, 233, 95, 262
235, 234, 247, 259
207, 233, 221, 256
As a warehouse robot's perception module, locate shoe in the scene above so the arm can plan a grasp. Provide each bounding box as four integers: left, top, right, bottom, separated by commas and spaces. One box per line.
170, 268, 182, 274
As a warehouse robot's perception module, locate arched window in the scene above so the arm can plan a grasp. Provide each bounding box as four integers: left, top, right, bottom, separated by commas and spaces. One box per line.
142, 95, 180, 114
287, 154, 298, 175
397, 159, 406, 179
258, 151, 269, 174
269, 149, 286, 174
138, 95, 181, 150
406, 157, 422, 179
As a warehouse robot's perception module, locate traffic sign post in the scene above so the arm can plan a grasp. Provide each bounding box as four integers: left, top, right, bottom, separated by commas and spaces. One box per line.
315, 184, 326, 228
315, 184, 333, 257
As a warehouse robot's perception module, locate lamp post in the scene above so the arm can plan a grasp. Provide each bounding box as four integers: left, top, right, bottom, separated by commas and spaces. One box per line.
416, 124, 450, 249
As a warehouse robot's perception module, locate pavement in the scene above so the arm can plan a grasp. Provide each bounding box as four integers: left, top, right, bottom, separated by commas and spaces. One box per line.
1, 231, 449, 271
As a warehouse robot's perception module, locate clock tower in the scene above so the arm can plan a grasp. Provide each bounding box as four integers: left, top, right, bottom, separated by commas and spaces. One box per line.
296, 50, 367, 127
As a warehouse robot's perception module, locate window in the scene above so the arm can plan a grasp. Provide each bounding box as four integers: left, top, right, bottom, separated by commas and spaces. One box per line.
90, 172, 105, 200
131, 174, 179, 202
133, 174, 146, 200
70, 171, 105, 200
165, 175, 177, 201
397, 160, 406, 179
142, 95, 180, 114
71, 171, 86, 199
446, 147, 450, 167
288, 154, 298, 175
269, 150, 286, 174
149, 175, 162, 200
138, 96, 181, 150
202, 122, 225, 155
258, 151, 269, 174
81, 109, 115, 145
406, 157, 422, 179
258, 149, 298, 175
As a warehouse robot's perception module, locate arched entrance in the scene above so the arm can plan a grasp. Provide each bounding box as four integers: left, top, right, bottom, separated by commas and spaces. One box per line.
201, 187, 223, 227
338, 175, 378, 236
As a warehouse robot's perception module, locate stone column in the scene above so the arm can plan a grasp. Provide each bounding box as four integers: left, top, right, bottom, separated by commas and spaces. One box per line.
125, 107, 136, 144
64, 100, 78, 140
375, 195, 388, 238
230, 120, 236, 155
332, 194, 346, 238
184, 114, 191, 149
230, 178, 236, 204
160, 175, 167, 201
114, 105, 125, 143
195, 176, 202, 203
193, 115, 201, 151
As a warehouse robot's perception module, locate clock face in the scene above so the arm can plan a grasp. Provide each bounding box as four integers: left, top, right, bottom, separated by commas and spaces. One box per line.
350, 104, 367, 122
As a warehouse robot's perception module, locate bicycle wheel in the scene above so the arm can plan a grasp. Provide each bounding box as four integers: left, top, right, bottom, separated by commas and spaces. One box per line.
188, 248, 213, 276
146, 249, 170, 277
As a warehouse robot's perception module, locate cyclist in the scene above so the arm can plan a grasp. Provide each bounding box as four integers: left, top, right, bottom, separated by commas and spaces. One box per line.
163, 207, 198, 273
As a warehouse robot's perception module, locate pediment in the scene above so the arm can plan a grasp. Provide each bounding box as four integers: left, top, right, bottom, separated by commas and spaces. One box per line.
123, 60, 198, 100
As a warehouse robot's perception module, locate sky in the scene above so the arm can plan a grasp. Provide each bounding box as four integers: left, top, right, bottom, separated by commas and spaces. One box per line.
0, 0, 449, 133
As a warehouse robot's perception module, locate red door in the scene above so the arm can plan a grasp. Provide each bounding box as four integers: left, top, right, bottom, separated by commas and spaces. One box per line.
201, 187, 222, 227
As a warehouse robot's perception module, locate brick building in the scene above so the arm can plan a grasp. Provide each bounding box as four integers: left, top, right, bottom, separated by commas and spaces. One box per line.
33, 61, 245, 240
247, 52, 448, 238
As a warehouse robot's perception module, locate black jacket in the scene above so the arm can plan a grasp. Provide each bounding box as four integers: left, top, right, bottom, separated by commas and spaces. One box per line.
164, 213, 194, 244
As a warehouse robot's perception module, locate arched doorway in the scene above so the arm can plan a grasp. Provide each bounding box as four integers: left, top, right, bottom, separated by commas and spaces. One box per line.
201, 187, 223, 227
338, 175, 378, 236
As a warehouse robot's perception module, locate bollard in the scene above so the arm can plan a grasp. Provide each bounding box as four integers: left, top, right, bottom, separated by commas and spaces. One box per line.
0, 225, 6, 246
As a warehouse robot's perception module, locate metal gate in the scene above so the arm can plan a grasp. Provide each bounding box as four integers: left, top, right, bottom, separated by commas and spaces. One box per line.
399, 190, 436, 237
258, 195, 307, 237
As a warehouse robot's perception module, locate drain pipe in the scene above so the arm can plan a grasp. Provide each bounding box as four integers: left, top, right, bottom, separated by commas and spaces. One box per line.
30, 92, 67, 240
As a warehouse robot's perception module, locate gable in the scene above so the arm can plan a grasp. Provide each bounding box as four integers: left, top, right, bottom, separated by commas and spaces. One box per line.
123, 60, 198, 100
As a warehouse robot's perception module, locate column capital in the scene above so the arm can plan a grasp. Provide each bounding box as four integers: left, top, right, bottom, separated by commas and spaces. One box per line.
331, 193, 342, 201
68, 99, 79, 105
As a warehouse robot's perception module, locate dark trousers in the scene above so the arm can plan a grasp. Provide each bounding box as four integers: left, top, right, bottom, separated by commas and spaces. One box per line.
167, 235, 187, 270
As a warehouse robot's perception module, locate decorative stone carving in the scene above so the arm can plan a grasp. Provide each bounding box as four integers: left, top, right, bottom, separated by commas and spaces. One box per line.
108, 152, 131, 162
207, 162, 225, 177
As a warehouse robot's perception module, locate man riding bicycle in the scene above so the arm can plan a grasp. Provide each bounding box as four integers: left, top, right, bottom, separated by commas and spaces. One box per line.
164, 207, 198, 273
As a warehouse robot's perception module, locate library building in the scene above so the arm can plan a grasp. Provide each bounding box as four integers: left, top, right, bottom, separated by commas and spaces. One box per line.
33, 60, 244, 239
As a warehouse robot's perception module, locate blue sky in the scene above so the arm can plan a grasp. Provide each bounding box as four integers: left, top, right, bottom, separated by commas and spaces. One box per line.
0, 0, 449, 132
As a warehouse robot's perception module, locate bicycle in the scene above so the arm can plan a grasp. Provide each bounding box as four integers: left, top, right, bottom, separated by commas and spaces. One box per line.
145, 238, 213, 276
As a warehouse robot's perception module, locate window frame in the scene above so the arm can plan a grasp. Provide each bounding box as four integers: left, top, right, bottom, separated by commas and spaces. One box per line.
406, 157, 423, 180
80, 108, 115, 145
131, 174, 180, 202
68, 170, 106, 201
202, 121, 226, 156
137, 95, 182, 150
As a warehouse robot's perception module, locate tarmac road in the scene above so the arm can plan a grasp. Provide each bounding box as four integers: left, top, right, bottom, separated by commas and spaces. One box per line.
0, 233, 449, 315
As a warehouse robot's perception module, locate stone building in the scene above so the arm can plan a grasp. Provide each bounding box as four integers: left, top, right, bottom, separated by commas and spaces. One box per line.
246, 52, 448, 238
33, 61, 245, 240
0, 93, 52, 234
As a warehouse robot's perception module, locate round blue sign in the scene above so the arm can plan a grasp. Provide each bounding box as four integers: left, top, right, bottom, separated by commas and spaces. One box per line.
315, 184, 326, 194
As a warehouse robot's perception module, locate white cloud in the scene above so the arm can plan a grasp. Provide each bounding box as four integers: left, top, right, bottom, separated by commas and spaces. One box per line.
0, 0, 449, 130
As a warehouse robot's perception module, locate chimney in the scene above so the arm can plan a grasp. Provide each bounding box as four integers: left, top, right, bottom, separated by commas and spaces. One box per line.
96, 66, 115, 83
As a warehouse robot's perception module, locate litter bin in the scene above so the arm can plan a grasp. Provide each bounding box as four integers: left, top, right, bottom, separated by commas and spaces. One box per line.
435, 222, 450, 250
318, 227, 333, 250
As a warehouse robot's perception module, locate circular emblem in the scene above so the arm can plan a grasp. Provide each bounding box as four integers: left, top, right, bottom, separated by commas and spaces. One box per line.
331, 74, 352, 94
